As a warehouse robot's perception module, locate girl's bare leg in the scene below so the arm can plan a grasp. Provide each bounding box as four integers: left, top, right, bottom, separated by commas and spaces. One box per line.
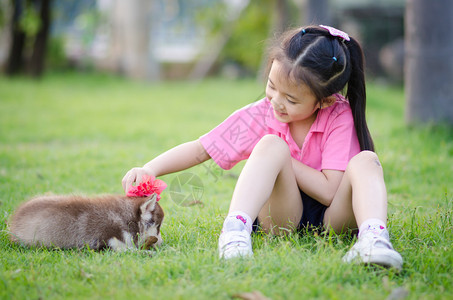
219, 135, 302, 259
228, 134, 303, 234
323, 151, 403, 270
323, 150, 387, 232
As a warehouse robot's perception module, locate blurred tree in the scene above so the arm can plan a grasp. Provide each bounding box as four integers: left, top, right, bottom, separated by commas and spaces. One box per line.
0, 2, 6, 27
220, 0, 269, 74
405, 0, 453, 124
107, 0, 158, 80
6, 0, 27, 75
273, 0, 290, 34
190, 0, 250, 80
304, 0, 330, 25
194, 0, 332, 79
29, 0, 50, 77
6, 0, 51, 77
256, 0, 291, 80
217, 0, 295, 78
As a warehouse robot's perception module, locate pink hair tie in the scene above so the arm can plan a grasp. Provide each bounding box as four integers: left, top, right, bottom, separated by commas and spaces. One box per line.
319, 25, 350, 42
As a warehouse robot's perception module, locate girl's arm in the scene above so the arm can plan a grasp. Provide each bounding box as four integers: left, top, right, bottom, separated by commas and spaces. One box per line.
122, 140, 210, 193
291, 158, 344, 206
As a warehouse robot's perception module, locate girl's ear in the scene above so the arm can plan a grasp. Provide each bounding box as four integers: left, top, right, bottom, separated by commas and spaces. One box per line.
320, 95, 336, 109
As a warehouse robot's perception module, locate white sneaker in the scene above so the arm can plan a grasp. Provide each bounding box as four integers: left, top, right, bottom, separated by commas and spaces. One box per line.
343, 231, 403, 270
218, 218, 253, 259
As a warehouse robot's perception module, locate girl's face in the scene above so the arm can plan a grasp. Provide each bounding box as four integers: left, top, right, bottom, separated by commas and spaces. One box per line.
266, 60, 320, 125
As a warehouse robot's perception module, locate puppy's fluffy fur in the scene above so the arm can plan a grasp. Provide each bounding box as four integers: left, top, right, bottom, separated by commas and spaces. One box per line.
9, 193, 164, 251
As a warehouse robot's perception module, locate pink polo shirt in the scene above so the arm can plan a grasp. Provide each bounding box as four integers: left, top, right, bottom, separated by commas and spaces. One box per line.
199, 95, 360, 171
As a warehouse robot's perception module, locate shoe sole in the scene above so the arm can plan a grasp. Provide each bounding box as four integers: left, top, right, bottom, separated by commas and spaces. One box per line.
220, 249, 253, 260
361, 250, 403, 271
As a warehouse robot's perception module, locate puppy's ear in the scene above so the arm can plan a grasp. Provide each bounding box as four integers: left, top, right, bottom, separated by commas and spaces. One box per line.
140, 193, 157, 215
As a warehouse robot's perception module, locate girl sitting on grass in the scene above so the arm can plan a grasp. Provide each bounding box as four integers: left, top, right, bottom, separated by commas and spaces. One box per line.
122, 25, 403, 270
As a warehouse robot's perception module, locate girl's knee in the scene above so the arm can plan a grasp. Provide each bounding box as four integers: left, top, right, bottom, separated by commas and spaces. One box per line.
347, 151, 382, 172
257, 134, 286, 145
253, 134, 290, 154
249, 135, 291, 164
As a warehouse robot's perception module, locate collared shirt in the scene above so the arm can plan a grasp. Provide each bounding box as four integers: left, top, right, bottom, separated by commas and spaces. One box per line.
199, 95, 360, 171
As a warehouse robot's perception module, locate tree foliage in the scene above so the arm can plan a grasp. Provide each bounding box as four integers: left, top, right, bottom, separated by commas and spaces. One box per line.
19, 2, 41, 36
221, 0, 272, 73
6, 0, 51, 77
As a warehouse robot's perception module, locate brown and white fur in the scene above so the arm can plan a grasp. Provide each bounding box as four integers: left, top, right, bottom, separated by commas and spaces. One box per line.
8, 193, 164, 251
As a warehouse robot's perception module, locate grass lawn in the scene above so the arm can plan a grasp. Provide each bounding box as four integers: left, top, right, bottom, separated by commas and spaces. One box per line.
0, 72, 452, 299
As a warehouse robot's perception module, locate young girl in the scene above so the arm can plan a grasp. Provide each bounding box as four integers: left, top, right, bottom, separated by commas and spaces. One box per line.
122, 25, 403, 270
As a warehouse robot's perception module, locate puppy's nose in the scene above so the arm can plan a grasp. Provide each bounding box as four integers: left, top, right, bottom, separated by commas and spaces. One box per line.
142, 236, 158, 250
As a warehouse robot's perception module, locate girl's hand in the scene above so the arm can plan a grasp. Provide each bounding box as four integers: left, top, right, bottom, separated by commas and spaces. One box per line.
122, 167, 155, 194
121, 140, 210, 194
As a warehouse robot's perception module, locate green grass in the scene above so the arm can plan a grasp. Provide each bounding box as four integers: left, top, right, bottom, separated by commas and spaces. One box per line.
0, 72, 452, 299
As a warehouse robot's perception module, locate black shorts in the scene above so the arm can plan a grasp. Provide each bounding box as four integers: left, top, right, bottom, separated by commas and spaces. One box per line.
252, 190, 328, 233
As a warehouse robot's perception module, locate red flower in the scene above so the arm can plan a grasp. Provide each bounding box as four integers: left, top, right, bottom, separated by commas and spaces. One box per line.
127, 174, 167, 201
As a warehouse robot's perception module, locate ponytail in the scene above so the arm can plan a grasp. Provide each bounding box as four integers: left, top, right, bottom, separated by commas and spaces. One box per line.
345, 37, 375, 151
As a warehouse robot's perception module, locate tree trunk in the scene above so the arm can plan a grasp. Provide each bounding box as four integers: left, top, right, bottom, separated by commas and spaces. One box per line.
29, 0, 51, 78
6, 0, 26, 76
274, 0, 290, 35
305, 0, 330, 26
405, 0, 453, 124
112, 0, 158, 80
256, 0, 289, 81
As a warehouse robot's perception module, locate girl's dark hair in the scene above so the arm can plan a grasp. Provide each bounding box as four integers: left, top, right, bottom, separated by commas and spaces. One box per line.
266, 26, 374, 151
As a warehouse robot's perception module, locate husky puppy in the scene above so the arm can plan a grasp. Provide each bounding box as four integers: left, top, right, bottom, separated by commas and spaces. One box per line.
9, 193, 164, 251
